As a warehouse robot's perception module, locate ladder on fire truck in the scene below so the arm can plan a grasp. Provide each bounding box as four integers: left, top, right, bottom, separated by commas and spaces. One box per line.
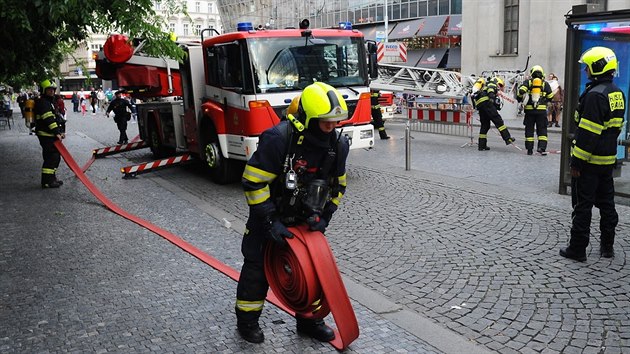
369, 63, 474, 99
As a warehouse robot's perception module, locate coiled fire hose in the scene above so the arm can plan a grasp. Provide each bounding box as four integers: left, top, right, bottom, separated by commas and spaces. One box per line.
54, 140, 359, 350
266, 224, 359, 349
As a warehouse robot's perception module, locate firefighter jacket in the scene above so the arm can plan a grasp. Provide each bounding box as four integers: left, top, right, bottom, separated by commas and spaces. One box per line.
370, 91, 381, 110
473, 80, 501, 110
517, 79, 554, 113
34, 94, 64, 137
571, 78, 625, 170
106, 97, 133, 123
242, 120, 349, 226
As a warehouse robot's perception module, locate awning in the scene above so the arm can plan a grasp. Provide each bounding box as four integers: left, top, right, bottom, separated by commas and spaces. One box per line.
357, 24, 387, 42
447, 15, 462, 36
388, 18, 424, 40
417, 48, 448, 68
416, 15, 449, 37
403, 49, 425, 67
445, 47, 461, 69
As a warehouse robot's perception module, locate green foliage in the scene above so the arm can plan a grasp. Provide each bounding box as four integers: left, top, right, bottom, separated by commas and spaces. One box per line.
0, 0, 186, 87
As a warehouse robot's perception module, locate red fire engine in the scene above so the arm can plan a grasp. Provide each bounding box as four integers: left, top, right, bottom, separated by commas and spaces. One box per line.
96, 20, 378, 184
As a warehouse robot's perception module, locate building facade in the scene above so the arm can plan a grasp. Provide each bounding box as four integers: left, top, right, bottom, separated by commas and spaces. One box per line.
462, 0, 630, 81
60, 0, 222, 82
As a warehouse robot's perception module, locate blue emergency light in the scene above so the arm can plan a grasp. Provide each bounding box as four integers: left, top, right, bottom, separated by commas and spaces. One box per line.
339, 22, 353, 30
237, 22, 254, 31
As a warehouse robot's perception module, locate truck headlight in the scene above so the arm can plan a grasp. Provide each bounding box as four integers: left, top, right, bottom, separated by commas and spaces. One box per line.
360, 129, 373, 139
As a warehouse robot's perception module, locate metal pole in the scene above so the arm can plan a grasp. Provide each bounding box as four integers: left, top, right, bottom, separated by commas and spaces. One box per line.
405, 120, 411, 170
384, 0, 388, 43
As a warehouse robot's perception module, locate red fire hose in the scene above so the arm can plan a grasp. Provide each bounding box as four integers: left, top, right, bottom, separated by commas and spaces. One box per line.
54, 140, 358, 350
266, 224, 359, 350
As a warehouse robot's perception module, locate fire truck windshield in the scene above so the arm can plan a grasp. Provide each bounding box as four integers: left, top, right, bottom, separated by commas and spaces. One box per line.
247, 36, 366, 92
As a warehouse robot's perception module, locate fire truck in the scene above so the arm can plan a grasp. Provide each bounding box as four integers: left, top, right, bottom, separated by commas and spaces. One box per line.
96, 20, 378, 184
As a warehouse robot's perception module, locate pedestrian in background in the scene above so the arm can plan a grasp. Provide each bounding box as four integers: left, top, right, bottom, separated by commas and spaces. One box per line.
89, 87, 98, 114
35, 80, 65, 188
560, 46, 625, 262
517, 65, 554, 155
71, 91, 79, 112
80, 97, 87, 116
547, 73, 563, 127
97, 88, 107, 111
106, 90, 133, 144
235, 82, 349, 344
472, 76, 516, 151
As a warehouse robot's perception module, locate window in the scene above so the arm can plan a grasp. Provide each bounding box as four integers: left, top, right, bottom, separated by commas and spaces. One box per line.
195, 1, 200, 13
438, 0, 449, 14
451, 0, 462, 14
428, 0, 438, 16
169, 23, 176, 33
195, 24, 202, 35
503, 0, 519, 54
586, 0, 606, 11
183, 23, 189, 36
208, 2, 214, 13
155, 0, 161, 11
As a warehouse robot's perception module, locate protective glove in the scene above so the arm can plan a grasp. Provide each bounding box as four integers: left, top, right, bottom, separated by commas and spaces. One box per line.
267, 220, 294, 246
307, 214, 329, 233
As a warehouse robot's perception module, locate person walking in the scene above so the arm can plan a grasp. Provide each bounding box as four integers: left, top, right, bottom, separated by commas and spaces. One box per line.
106, 90, 133, 144
71, 91, 79, 112
370, 89, 390, 139
517, 65, 554, 155
89, 87, 98, 114
547, 73, 563, 128
235, 82, 350, 344
34, 79, 65, 188
473, 76, 516, 151
560, 46, 625, 262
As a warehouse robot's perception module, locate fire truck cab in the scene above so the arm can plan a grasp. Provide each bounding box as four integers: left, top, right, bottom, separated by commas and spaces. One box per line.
97, 21, 377, 184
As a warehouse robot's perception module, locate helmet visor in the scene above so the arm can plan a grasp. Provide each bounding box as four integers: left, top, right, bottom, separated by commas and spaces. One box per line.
316, 90, 348, 122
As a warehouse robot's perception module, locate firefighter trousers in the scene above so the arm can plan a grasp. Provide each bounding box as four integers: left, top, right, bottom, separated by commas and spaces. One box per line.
478, 103, 513, 145
569, 165, 618, 253
38, 135, 60, 184
523, 112, 548, 152
116, 120, 129, 143
235, 219, 269, 324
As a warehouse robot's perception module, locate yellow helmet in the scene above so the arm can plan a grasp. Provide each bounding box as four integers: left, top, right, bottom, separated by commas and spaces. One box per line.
40, 79, 57, 91
287, 94, 301, 116
299, 82, 348, 127
492, 77, 504, 88
530, 65, 544, 79
579, 46, 618, 76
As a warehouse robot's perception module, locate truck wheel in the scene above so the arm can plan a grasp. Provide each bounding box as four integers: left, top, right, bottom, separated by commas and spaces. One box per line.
148, 120, 175, 159
202, 127, 237, 184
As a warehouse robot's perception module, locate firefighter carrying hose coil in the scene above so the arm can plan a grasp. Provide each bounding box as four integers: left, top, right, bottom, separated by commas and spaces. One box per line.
473, 77, 516, 151
35, 79, 65, 188
517, 65, 554, 155
235, 82, 350, 344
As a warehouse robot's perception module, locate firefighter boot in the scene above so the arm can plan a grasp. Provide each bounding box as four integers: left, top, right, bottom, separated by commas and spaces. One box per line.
505, 136, 516, 145
559, 247, 587, 262
237, 321, 264, 343
42, 174, 62, 189
379, 129, 390, 140
296, 317, 335, 342
600, 244, 615, 258
478, 138, 490, 151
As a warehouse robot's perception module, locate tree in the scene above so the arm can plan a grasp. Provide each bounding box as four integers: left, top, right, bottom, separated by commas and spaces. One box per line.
0, 0, 187, 88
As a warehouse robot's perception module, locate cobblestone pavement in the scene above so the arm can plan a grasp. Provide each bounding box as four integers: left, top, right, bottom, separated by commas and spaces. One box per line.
2, 108, 630, 353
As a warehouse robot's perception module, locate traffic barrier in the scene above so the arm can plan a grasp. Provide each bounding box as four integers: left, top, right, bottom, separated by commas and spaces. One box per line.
406, 107, 474, 138
55, 140, 357, 350
121, 153, 194, 178
266, 224, 359, 350
93, 141, 147, 158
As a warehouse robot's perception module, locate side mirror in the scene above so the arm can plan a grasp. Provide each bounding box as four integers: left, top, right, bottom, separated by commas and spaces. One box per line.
369, 53, 378, 79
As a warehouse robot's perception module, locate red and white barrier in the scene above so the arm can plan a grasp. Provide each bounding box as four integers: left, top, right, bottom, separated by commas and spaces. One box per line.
407, 109, 471, 124
121, 153, 194, 177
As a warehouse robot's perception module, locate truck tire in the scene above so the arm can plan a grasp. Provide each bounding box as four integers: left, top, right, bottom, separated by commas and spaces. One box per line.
148, 119, 175, 159
201, 125, 240, 184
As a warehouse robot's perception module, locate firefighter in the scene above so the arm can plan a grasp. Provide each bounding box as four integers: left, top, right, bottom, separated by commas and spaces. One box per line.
473, 77, 516, 151
517, 65, 554, 155
235, 82, 350, 344
560, 46, 625, 262
35, 79, 65, 188
106, 90, 133, 144
370, 89, 390, 139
